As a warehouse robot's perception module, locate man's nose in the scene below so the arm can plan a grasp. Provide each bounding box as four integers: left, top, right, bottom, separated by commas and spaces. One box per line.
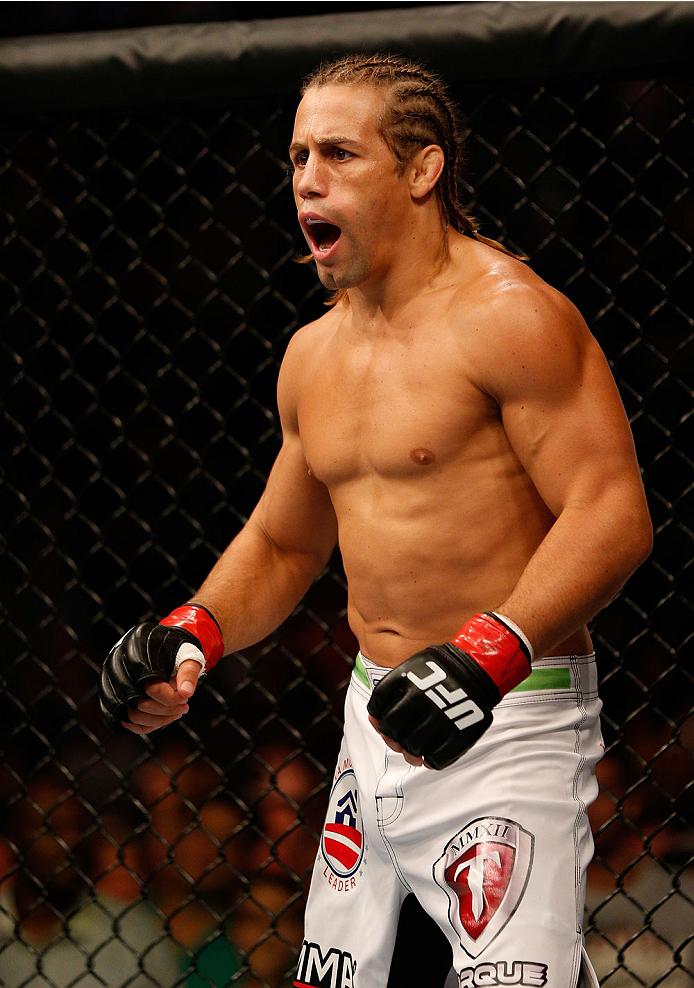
295, 155, 326, 199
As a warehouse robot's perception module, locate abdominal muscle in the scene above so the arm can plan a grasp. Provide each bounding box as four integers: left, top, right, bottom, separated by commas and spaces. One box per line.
332, 465, 592, 667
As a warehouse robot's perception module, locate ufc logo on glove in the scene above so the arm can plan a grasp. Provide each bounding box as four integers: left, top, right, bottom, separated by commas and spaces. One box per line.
406, 661, 486, 729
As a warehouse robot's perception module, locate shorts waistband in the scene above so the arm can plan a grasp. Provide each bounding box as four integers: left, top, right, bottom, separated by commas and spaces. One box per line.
353, 650, 598, 699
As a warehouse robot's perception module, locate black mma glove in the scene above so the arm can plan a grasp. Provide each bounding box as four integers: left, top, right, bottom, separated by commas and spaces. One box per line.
99, 603, 224, 732
366, 612, 533, 770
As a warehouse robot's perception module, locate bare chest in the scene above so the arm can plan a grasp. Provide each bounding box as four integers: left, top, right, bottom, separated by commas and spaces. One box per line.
297, 335, 496, 486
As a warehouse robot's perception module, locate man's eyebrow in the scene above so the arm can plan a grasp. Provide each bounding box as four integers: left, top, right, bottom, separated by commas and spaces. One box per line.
288, 136, 362, 155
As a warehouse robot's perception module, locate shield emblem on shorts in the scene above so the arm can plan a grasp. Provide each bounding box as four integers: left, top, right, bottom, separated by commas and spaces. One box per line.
433, 816, 534, 957
321, 768, 364, 878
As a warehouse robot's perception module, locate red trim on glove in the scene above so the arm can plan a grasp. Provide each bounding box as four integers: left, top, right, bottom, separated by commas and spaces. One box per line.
160, 603, 224, 671
451, 612, 531, 697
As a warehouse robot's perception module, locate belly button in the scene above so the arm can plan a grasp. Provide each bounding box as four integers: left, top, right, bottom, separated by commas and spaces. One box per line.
410, 447, 435, 466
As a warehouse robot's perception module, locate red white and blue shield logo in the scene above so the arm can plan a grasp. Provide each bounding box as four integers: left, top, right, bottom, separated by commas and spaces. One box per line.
321, 768, 364, 878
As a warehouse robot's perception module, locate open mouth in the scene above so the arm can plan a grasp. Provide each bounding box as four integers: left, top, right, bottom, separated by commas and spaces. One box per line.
304, 216, 342, 255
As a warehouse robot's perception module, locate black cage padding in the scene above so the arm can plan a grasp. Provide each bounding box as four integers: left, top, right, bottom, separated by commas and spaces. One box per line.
2, 1, 694, 111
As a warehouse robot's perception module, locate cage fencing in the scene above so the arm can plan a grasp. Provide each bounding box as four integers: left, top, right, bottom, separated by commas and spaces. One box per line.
1, 7, 693, 987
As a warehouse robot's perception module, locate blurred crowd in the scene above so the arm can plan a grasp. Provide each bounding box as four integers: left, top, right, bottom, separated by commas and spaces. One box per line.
585, 709, 694, 987
0, 695, 692, 987
0, 735, 326, 987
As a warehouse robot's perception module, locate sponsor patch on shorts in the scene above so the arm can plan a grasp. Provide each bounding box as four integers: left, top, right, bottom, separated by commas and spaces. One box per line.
318, 758, 366, 893
294, 940, 356, 987
433, 816, 534, 958
458, 960, 548, 986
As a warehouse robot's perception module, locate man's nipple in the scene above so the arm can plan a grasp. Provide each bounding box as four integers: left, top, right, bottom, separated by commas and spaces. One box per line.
410, 447, 435, 466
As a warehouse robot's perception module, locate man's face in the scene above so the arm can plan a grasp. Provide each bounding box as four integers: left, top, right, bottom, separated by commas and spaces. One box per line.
290, 83, 410, 291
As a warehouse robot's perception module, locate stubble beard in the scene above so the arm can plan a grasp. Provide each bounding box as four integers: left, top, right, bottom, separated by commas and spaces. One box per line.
315, 247, 370, 292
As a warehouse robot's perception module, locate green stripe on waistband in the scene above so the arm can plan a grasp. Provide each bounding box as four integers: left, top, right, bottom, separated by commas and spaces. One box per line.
354, 654, 571, 692
510, 667, 571, 692
354, 653, 370, 688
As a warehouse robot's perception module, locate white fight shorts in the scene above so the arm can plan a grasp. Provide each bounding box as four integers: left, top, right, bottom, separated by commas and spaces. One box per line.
295, 652, 604, 988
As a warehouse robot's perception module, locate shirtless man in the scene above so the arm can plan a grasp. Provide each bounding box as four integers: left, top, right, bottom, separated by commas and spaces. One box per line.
100, 55, 652, 987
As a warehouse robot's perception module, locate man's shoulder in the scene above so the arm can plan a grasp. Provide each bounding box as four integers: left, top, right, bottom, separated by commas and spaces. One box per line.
284, 304, 342, 362
450, 245, 586, 348
277, 304, 343, 410
455, 244, 573, 318
447, 244, 596, 398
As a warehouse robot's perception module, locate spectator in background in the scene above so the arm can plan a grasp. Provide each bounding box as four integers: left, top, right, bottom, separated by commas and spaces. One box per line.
245, 743, 326, 888
131, 739, 250, 984
585, 750, 694, 987
0, 769, 181, 988
231, 876, 305, 988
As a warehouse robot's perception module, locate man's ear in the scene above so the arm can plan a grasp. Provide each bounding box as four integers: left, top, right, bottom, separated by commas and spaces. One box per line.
409, 144, 445, 200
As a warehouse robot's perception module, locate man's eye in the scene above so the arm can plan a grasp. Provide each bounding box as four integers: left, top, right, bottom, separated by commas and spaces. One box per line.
334, 148, 351, 161
290, 152, 308, 171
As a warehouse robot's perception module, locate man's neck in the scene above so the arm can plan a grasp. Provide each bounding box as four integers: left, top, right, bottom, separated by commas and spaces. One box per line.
344, 227, 467, 332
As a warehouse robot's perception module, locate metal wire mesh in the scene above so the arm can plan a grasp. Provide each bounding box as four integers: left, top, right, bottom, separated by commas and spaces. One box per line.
1, 69, 693, 987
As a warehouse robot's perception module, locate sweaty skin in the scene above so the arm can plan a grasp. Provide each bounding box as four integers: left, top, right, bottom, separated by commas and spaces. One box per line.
122, 83, 652, 735
278, 241, 639, 670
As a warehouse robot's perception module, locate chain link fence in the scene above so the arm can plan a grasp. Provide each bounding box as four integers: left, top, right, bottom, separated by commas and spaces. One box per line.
1, 8, 693, 987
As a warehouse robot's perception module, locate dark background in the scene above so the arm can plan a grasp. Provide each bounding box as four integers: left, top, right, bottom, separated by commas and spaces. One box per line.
1, 3, 693, 986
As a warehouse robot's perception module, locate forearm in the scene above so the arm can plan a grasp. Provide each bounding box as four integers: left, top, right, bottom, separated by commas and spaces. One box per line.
497, 493, 652, 658
186, 517, 328, 654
